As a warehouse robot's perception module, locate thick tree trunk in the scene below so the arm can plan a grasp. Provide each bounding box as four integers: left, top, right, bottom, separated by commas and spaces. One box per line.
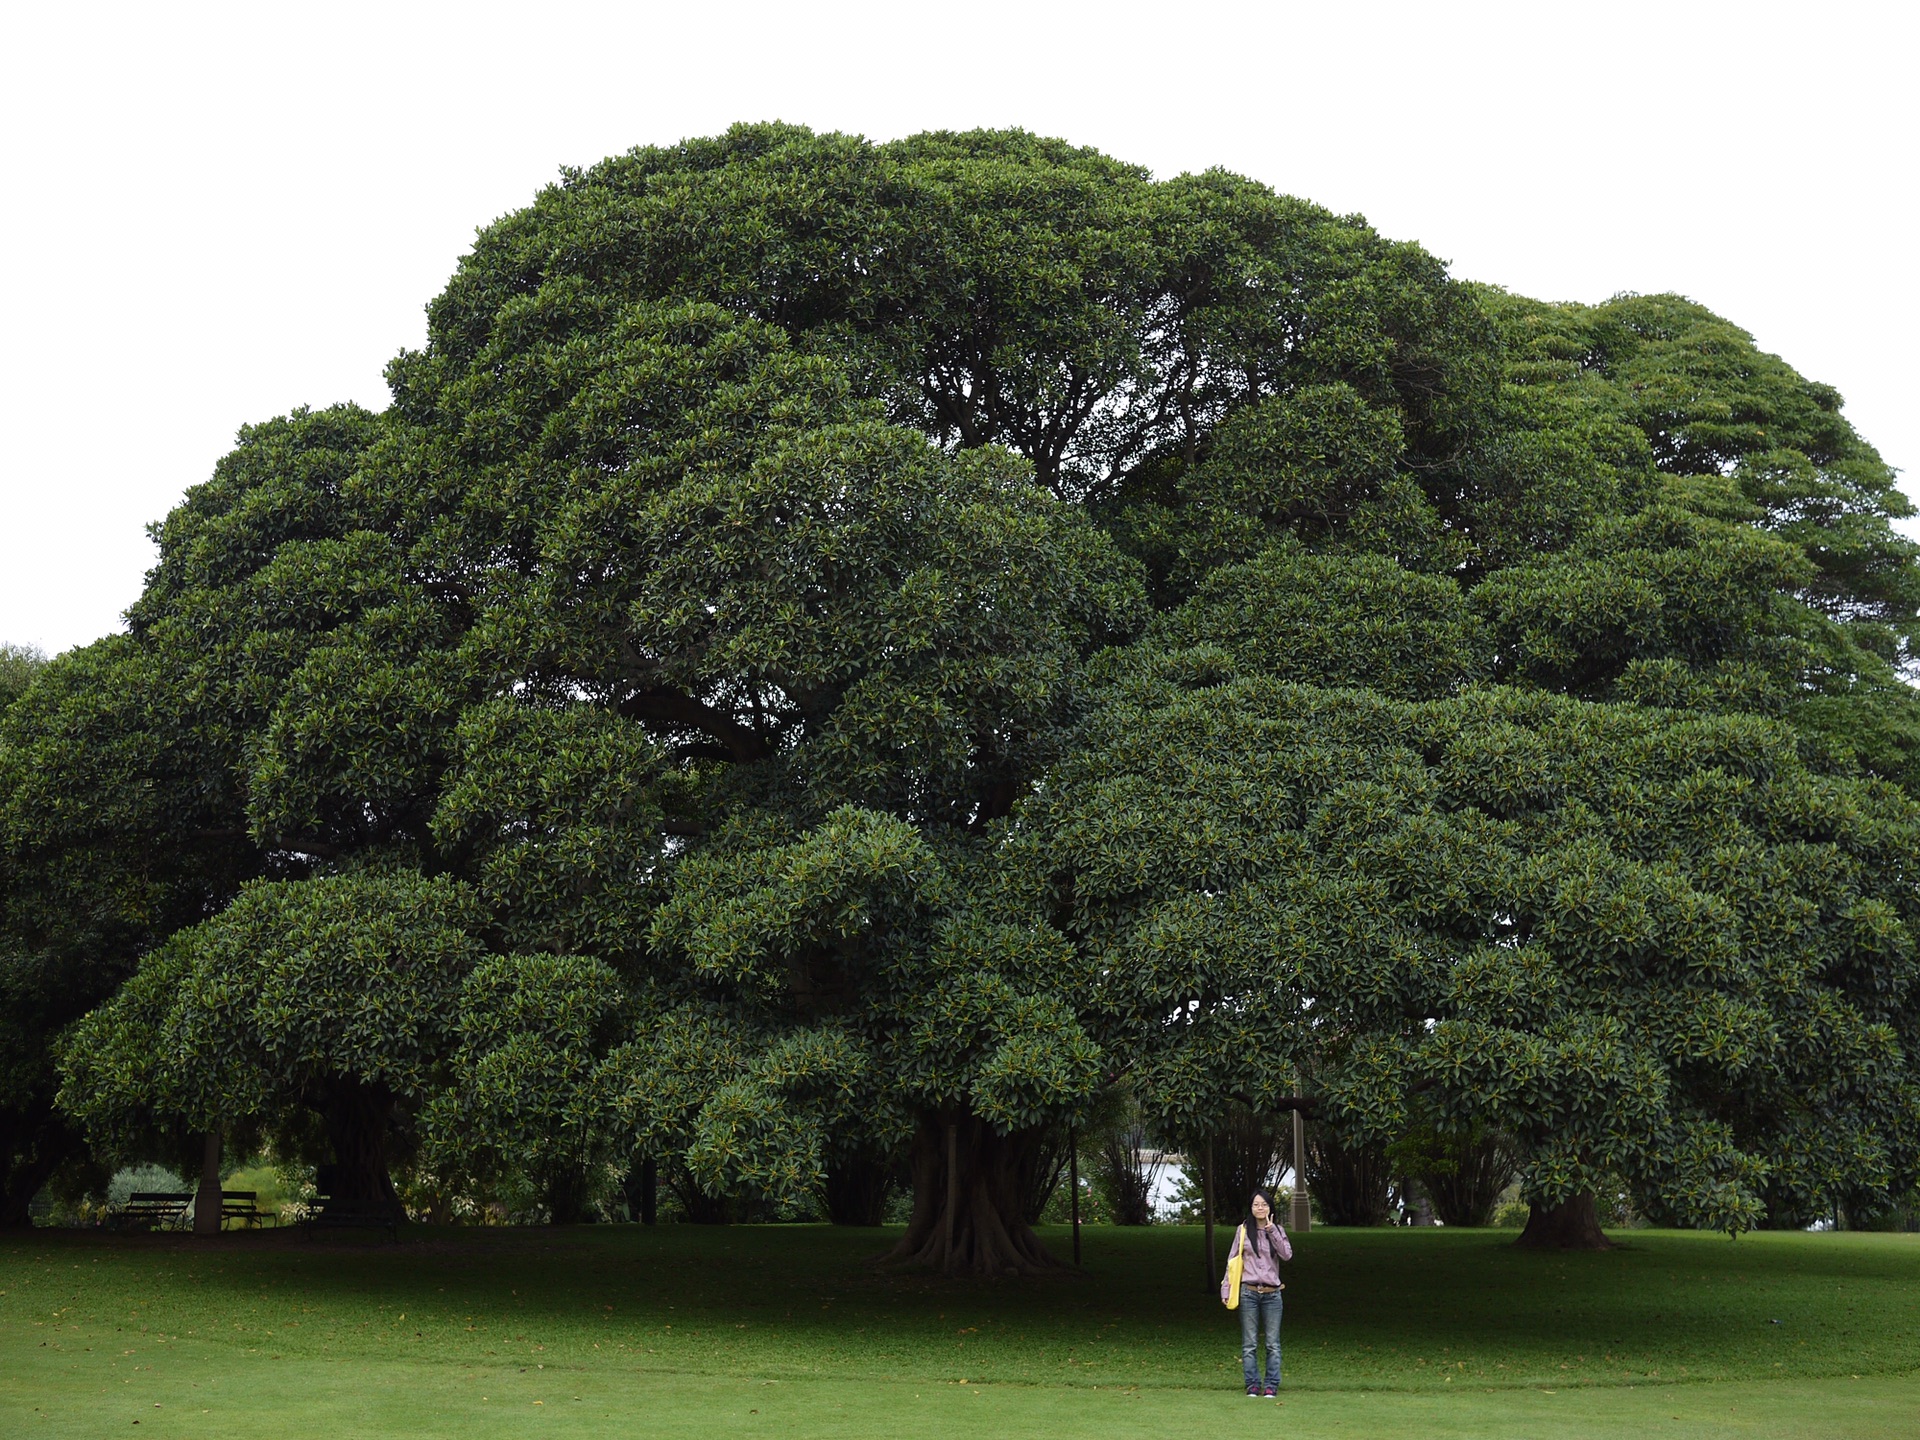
193, 1130, 222, 1236
665, 1163, 730, 1224
1516, 1192, 1614, 1250
545, 1169, 591, 1225
886, 1116, 1061, 1275
824, 1151, 894, 1225
317, 1082, 401, 1215
1408, 1181, 1436, 1226
0, 1185, 35, 1230
0, 1104, 78, 1229
620, 1158, 658, 1225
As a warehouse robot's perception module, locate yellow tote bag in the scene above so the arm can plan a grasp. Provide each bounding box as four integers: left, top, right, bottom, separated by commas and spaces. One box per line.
1224, 1224, 1246, 1309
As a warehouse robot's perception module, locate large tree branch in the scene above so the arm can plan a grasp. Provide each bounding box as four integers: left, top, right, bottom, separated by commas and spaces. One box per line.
972, 777, 1019, 827
619, 686, 769, 763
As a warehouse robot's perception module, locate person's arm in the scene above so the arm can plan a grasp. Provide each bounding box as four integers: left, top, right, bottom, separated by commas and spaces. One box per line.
1273, 1222, 1293, 1262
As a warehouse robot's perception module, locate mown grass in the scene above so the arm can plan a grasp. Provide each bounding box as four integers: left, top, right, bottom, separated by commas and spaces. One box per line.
5, 1223, 1917, 1437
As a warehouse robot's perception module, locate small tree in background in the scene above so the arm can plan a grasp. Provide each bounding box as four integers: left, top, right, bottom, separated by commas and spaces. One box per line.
62, 873, 487, 1213
0, 645, 45, 712
1016, 1124, 1072, 1227
1390, 1113, 1524, 1228
1191, 1105, 1287, 1225
1308, 1124, 1396, 1228
1088, 1085, 1166, 1225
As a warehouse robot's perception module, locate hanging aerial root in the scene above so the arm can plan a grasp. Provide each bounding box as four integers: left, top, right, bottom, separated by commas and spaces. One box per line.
882, 1115, 1068, 1276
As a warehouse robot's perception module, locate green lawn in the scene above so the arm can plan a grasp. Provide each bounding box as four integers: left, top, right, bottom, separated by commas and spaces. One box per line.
4, 1223, 1917, 1437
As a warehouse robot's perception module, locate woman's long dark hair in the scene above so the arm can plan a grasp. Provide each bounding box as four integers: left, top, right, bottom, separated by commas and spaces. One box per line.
1242, 1186, 1282, 1259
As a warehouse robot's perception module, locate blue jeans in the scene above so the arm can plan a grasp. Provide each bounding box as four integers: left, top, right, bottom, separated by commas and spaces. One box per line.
1239, 1286, 1282, 1389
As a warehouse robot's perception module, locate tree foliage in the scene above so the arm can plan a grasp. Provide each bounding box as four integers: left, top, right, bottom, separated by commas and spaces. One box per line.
61, 873, 487, 1206
1018, 657, 1920, 1235
16, 124, 1920, 1250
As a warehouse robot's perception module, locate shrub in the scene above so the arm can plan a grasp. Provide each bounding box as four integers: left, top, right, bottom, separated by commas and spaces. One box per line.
1492, 1199, 1531, 1228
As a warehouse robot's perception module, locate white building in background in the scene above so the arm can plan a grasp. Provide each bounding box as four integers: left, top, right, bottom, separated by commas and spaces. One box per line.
1139, 1151, 1301, 1222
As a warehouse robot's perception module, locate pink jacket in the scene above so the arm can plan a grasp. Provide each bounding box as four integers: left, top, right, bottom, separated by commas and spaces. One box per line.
1221, 1221, 1291, 1300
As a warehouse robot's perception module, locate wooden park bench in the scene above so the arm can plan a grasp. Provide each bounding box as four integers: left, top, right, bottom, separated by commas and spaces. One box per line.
115, 1192, 191, 1231
220, 1190, 270, 1228
301, 1195, 400, 1240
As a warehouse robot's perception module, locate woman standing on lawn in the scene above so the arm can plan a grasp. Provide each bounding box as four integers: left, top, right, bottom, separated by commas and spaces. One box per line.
1220, 1186, 1292, 1396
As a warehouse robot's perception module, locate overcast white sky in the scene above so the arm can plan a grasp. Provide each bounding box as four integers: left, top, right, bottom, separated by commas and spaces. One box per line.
2, 1, 1914, 655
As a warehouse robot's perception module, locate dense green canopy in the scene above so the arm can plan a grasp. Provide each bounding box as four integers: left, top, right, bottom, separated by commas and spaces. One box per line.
1019, 659, 1920, 1235
9, 123, 1919, 1255
60, 873, 486, 1202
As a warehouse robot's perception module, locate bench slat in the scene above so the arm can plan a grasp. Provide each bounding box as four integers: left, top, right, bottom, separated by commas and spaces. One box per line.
301, 1196, 401, 1239
114, 1192, 192, 1231
221, 1191, 270, 1226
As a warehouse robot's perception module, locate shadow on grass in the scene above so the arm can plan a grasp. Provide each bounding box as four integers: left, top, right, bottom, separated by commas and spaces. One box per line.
4, 1223, 1917, 1392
